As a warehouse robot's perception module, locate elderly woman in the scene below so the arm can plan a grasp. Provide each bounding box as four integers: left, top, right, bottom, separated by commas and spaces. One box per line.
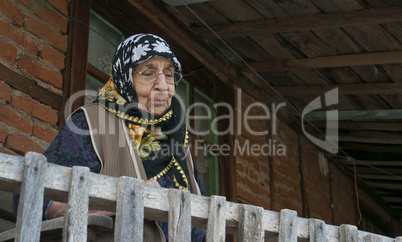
14, 34, 206, 241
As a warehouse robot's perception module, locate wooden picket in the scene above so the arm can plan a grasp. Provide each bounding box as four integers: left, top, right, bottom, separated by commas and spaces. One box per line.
0, 152, 401, 241
168, 189, 192, 241
309, 218, 326, 242
114, 176, 145, 241
206, 195, 226, 242
63, 166, 90, 241
15, 152, 46, 242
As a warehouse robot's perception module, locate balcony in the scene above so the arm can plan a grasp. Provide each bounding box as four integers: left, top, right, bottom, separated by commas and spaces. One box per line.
0, 152, 400, 241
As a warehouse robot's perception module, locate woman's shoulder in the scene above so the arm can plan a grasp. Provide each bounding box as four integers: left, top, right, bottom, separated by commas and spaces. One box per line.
65, 103, 107, 130
66, 109, 89, 130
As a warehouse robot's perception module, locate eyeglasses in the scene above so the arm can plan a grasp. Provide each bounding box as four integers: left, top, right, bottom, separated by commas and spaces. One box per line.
134, 69, 182, 85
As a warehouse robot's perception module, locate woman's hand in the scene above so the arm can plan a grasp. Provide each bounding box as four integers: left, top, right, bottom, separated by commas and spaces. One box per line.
145, 179, 160, 187
47, 201, 116, 219
47, 201, 67, 219
88, 209, 116, 217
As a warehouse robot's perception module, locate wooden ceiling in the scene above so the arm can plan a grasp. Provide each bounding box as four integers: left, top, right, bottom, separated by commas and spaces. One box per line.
153, 0, 402, 217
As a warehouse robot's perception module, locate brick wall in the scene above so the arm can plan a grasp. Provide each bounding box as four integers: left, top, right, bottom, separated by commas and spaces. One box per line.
235, 90, 271, 209
300, 137, 333, 223
0, 0, 67, 156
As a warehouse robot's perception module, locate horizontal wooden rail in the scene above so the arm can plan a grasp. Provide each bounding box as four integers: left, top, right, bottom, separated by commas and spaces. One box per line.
0, 152, 400, 241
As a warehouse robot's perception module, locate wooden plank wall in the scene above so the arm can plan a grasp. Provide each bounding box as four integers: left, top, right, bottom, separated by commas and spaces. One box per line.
0, 152, 401, 241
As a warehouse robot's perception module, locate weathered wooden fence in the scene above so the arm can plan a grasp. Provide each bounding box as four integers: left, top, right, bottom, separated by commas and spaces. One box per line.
0, 152, 401, 241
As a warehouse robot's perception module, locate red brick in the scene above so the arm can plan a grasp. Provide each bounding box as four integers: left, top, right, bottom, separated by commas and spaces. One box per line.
0, 125, 7, 143
0, 105, 32, 134
237, 160, 246, 173
32, 3, 68, 33
246, 120, 269, 135
275, 184, 289, 197
283, 190, 301, 203
247, 167, 257, 179
260, 163, 269, 174
0, 0, 23, 26
277, 175, 300, 192
282, 200, 302, 214
33, 123, 57, 143
17, 55, 63, 89
0, 39, 17, 64
11, 95, 32, 113
17, 0, 30, 7
242, 101, 271, 118
259, 176, 269, 186
47, 0, 68, 16
240, 126, 268, 145
273, 193, 282, 207
242, 154, 260, 170
0, 81, 12, 102
239, 91, 257, 108
237, 185, 255, 203
0, 20, 37, 54
236, 172, 244, 185
309, 180, 327, 195
254, 196, 270, 209
40, 45, 65, 70
243, 175, 257, 190
5, 132, 45, 154
24, 16, 67, 52
11, 95, 58, 126
273, 160, 299, 179
235, 137, 264, 169
256, 185, 270, 198
0, 146, 18, 156
32, 102, 58, 126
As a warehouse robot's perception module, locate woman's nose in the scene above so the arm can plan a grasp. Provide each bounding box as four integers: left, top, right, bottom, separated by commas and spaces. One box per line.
154, 73, 169, 90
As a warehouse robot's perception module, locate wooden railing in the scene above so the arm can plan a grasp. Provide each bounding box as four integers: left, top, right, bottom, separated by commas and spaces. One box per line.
0, 152, 401, 241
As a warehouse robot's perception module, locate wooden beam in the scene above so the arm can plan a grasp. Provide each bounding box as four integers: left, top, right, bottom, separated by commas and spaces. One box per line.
345, 161, 402, 167
308, 121, 402, 132
356, 174, 402, 180
340, 142, 402, 154
0, 64, 62, 110
302, 109, 402, 121
338, 130, 402, 144
245, 51, 402, 72
62, 0, 91, 119
266, 82, 402, 96
195, 6, 402, 39
339, 135, 402, 145
388, 206, 402, 210
87, 64, 109, 84
365, 182, 402, 190
353, 167, 402, 175
382, 197, 402, 203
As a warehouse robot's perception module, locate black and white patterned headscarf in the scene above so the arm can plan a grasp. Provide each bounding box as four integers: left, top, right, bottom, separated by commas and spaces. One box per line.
112, 33, 182, 102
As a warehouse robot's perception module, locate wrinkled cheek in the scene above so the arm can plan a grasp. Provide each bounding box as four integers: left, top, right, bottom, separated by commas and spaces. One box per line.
137, 97, 148, 111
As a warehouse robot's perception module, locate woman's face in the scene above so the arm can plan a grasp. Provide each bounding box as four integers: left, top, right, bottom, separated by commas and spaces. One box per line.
132, 56, 176, 115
